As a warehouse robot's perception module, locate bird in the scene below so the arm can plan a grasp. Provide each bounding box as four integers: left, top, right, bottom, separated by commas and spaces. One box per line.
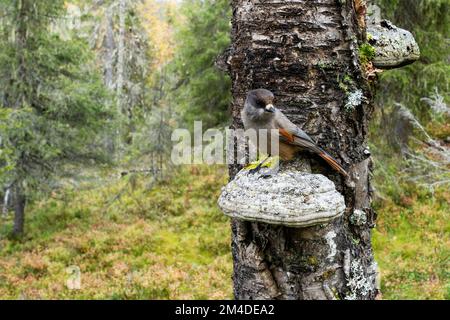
241, 88, 348, 177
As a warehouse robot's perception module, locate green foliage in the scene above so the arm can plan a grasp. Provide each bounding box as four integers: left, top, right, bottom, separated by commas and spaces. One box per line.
369, 1, 450, 299
171, 0, 232, 129
0, 0, 113, 194
0, 109, 15, 182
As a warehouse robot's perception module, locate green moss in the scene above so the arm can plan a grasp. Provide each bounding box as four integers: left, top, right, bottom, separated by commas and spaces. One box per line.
359, 43, 376, 65
322, 270, 334, 280
338, 74, 355, 94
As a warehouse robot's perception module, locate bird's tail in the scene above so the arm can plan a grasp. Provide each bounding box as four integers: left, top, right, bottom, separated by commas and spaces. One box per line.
292, 136, 349, 177
317, 151, 349, 178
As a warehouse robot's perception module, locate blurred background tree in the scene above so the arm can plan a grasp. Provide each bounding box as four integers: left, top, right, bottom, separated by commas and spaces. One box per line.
371, 0, 449, 197
86, 0, 151, 147
170, 0, 231, 129
0, 0, 112, 236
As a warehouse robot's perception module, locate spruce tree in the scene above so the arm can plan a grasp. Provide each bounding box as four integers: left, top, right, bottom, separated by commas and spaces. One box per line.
172, 0, 231, 129
0, 0, 112, 236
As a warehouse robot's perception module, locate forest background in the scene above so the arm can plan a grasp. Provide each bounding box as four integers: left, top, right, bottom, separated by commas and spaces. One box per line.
0, 0, 448, 299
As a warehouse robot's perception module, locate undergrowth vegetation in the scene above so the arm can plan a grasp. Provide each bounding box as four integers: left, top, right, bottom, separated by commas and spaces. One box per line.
0, 165, 232, 299
0, 163, 448, 299
371, 151, 449, 300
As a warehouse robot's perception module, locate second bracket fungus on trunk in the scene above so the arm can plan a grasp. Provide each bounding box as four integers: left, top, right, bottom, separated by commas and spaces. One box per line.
368, 19, 420, 69
218, 166, 345, 228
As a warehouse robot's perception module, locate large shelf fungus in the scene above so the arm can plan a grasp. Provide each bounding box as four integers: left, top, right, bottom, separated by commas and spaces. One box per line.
367, 19, 420, 69
218, 167, 345, 228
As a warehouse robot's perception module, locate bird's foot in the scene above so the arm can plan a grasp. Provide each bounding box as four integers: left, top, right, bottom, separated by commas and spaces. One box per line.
249, 168, 260, 175
246, 156, 280, 177
258, 156, 280, 178
245, 156, 267, 174
248, 162, 264, 175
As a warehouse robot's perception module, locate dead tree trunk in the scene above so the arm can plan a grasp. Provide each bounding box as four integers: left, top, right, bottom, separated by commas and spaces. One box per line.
226, 0, 378, 300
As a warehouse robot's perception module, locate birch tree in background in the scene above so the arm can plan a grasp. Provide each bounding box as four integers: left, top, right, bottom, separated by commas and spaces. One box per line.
88, 0, 150, 145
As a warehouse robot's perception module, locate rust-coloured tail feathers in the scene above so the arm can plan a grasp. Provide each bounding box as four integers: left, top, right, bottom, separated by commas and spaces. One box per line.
318, 152, 349, 177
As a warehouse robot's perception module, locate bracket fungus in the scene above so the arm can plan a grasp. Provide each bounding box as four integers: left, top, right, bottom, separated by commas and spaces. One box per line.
218, 167, 345, 228
367, 19, 420, 69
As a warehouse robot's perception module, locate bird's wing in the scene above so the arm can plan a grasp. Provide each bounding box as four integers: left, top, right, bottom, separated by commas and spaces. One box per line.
274, 109, 349, 177
274, 110, 318, 149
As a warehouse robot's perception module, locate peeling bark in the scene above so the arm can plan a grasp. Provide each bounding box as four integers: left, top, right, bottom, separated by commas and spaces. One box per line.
227, 0, 378, 300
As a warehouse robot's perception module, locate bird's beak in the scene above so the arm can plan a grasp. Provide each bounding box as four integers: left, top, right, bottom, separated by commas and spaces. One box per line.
265, 104, 275, 113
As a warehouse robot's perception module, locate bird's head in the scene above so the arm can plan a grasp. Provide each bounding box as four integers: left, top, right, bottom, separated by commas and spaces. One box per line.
245, 89, 276, 120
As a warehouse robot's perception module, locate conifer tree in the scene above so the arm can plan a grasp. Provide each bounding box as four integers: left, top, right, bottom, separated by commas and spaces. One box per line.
0, 0, 112, 236
172, 0, 231, 128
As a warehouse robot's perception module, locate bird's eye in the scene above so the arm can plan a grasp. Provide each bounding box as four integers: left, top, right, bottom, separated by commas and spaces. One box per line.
257, 101, 265, 108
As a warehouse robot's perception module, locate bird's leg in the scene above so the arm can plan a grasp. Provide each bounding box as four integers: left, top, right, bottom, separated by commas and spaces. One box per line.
258, 155, 280, 178
247, 155, 271, 174
247, 155, 280, 177
245, 155, 270, 174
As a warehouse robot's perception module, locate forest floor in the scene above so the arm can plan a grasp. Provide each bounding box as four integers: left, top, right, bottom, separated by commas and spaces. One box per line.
0, 164, 448, 299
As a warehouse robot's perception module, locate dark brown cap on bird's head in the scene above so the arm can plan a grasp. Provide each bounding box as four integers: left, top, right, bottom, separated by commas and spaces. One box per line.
246, 89, 276, 113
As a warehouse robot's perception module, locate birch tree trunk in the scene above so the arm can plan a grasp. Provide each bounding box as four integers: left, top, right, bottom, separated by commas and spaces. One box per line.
227, 0, 378, 300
